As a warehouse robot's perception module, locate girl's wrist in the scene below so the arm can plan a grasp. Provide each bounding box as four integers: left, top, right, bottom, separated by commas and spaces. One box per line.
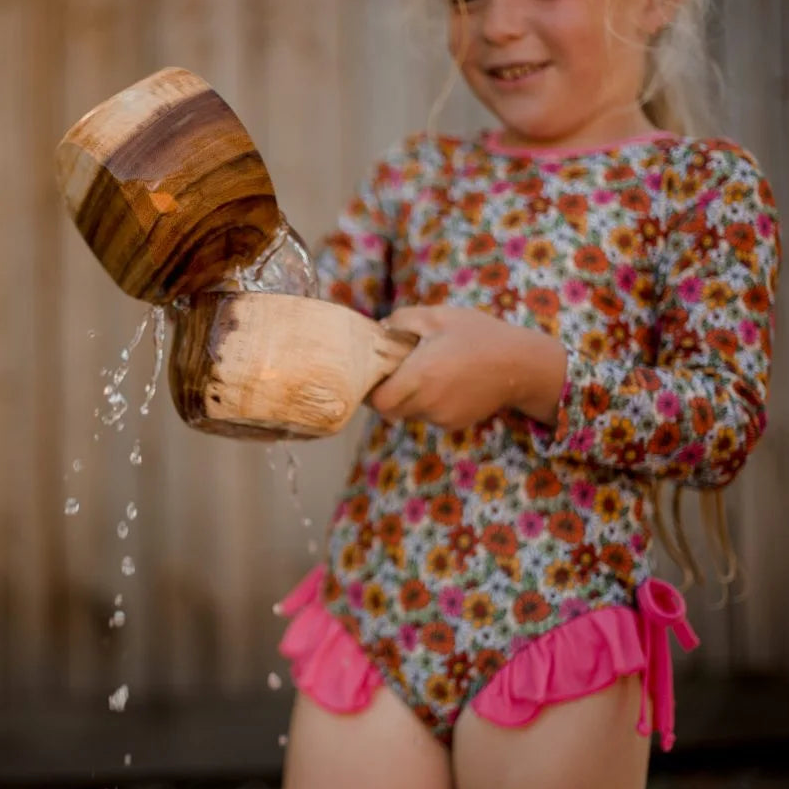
500, 326, 569, 428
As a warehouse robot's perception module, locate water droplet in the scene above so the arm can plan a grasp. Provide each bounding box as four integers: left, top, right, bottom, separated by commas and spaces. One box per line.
100, 368, 109, 377
302, 517, 313, 529
72, 459, 84, 473
115, 594, 123, 607
116, 422, 125, 432
87, 329, 97, 339
267, 672, 282, 691
129, 441, 142, 466
121, 556, 135, 576
64, 498, 80, 516
120, 349, 130, 362
117, 521, 129, 540
93, 433, 100, 442
139, 403, 150, 416
93, 408, 100, 418
103, 385, 113, 396
126, 502, 137, 521
272, 602, 284, 617
278, 734, 289, 747
124, 753, 132, 767
109, 610, 126, 628
108, 684, 129, 712
307, 539, 318, 555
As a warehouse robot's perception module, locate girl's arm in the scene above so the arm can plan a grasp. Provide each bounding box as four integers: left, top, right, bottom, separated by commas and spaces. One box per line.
517, 152, 780, 490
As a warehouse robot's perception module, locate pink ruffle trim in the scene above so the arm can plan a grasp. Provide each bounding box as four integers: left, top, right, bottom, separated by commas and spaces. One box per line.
277, 566, 699, 751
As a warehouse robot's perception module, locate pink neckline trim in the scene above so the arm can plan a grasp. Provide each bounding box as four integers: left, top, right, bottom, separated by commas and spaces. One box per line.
483, 129, 679, 159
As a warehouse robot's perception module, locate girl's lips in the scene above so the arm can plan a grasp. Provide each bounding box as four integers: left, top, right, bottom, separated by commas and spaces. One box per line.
487, 61, 551, 88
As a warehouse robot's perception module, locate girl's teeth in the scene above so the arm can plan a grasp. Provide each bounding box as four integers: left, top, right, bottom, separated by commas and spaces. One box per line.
495, 64, 541, 80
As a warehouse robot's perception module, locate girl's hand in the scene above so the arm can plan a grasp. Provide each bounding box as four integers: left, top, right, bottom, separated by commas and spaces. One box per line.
369, 305, 568, 431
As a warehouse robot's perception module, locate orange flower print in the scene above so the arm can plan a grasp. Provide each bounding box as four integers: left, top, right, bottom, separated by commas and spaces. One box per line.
421, 622, 455, 655
414, 454, 445, 485
582, 383, 610, 420
594, 487, 623, 523
378, 514, 403, 545
467, 233, 497, 257
400, 579, 430, 611
690, 397, 715, 435
558, 193, 589, 215
340, 543, 363, 572
575, 245, 608, 274
501, 209, 528, 230
592, 287, 624, 318
706, 328, 739, 358
378, 459, 400, 493
426, 545, 453, 579
424, 282, 449, 304
446, 651, 471, 685
609, 227, 638, 256
372, 637, 400, 669
647, 423, 681, 456
725, 222, 756, 253
602, 417, 636, 454
363, 583, 388, 616
525, 239, 556, 268
548, 511, 585, 544
347, 494, 370, 523
620, 187, 650, 213
515, 175, 544, 197
478, 262, 510, 289
545, 560, 576, 591
329, 280, 354, 307
606, 164, 636, 182
323, 572, 341, 602
475, 466, 507, 501
463, 592, 495, 629
496, 555, 522, 582
513, 591, 551, 624
481, 523, 518, 557
526, 288, 561, 317
581, 329, 607, 360
526, 468, 562, 499
426, 673, 456, 704
475, 649, 506, 678
493, 288, 520, 314
431, 493, 463, 525
571, 543, 599, 580
428, 239, 452, 265
703, 280, 734, 309
743, 285, 770, 312
449, 525, 478, 560
711, 426, 738, 461
600, 543, 634, 578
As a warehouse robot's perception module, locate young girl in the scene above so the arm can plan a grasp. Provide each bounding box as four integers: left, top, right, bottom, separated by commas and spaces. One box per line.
277, 1, 781, 787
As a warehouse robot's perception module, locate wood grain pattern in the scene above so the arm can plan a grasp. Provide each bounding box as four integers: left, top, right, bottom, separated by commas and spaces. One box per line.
56, 67, 281, 303
168, 293, 418, 439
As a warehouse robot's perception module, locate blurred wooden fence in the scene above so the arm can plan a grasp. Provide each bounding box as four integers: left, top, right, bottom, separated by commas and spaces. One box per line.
0, 0, 787, 734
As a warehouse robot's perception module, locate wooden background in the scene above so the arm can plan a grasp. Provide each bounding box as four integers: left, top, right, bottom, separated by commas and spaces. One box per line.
0, 0, 787, 780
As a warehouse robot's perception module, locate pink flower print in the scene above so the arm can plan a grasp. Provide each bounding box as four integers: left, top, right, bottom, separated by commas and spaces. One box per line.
366, 462, 381, 487
453, 267, 475, 287
757, 213, 775, 239
630, 533, 647, 555
362, 233, 384, 255
559, 598, 590, 619
677, 442, 705, 466
592, 189, 616, 206
614, 265, 637, 293
541, 162, 562, 175
677, 277, 703, 304
348, 581, 365, 609
739, 319, 759, 345
563, 279, 589, 304
645, 173, 663, 192
416, 245, 431, 263
698, 189, 720, 210
656, 391, 681, 419
398, 623, 418, 651
404, 498, 427, 524
439, 587, 465, 618
570, 480, 596, 510
453, 460, 478, 490
492, 180, 511, 195
517, 511, 545, 538
568, 427, 596, 453
504, 236, 526, 259
389, 169, 404, 188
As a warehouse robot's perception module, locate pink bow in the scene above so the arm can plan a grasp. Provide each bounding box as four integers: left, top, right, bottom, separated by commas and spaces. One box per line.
636, 578, 700, 751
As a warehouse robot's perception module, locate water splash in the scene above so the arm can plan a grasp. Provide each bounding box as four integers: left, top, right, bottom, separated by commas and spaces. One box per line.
126, 502, 138, 521
114, 594, 123, 607
121, 557, 135, 577
117, 521, 129, 540
109, 610, 126, 628
129, 441, 142, 466
140, 307, 166, 417
108, 684, 129, 712
64, 498, 80, 516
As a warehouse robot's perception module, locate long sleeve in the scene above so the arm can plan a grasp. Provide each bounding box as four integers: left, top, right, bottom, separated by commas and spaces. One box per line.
314, 137, 421, 319
529, 144, 781, 489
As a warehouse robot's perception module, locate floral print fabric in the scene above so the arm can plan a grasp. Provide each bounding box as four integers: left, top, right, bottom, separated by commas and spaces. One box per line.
311, 132, 780, 741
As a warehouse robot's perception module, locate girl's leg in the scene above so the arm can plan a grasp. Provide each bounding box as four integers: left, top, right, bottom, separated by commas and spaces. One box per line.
452, 675, 651, 789
282, 688, 453, 789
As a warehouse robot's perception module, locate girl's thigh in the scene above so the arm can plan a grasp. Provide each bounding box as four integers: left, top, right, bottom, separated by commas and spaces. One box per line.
453, 674, 651, 789
282, 688, 453, 789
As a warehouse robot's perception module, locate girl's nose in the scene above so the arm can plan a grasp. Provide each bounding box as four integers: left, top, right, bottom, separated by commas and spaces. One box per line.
480, 0, 529, 46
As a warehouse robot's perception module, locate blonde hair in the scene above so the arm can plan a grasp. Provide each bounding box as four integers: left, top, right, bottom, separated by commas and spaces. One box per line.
425, 0, 741, 601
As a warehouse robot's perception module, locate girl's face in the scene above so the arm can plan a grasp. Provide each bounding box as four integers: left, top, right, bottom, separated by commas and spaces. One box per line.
447, 0, 673, 147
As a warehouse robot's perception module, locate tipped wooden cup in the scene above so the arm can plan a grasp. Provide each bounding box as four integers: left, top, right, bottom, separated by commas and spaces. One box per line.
169, 293, 419, 440
55, 67, 281, 304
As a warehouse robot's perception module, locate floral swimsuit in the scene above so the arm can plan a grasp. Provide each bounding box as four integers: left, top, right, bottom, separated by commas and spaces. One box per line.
278, 130, 780, 748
